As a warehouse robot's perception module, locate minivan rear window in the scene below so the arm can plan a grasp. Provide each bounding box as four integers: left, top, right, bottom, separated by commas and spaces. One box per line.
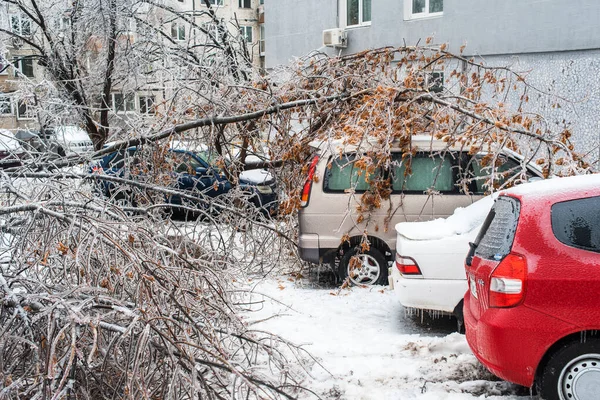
391, 153, 454, 192
552, 196, 600, 253
474, 196, 521, 261
471, 155, 531, 193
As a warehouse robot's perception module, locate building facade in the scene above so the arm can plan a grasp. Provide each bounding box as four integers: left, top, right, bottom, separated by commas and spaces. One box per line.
265, 0, 600, 160
0, 0, 264, 132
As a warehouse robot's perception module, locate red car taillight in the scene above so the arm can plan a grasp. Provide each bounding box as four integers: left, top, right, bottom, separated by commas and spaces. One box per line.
489, 253, 527, 308
300, 156, 319, 207
395, 253, 422, 275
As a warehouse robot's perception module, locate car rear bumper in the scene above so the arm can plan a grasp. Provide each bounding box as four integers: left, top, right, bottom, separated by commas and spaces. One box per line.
390, 266, 466, 313
298, 233, 336, 264
464, 295, 576, 387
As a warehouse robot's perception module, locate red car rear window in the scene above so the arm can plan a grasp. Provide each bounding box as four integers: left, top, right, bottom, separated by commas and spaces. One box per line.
474, 196, 521, 261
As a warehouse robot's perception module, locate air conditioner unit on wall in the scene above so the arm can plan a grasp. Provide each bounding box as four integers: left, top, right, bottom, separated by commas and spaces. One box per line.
322, 28, 347, 48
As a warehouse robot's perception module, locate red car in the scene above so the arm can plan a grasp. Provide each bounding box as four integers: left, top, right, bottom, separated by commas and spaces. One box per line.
464, 174, 600, 400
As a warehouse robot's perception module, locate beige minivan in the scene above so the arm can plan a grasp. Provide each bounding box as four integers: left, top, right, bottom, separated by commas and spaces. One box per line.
298, 136, 543, 286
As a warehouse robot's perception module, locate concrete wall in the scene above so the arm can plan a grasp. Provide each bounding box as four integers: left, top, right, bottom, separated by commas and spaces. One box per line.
266, 0, 600, 67
480, 50, 600, 160
265, 0, 600, 161
265, 0, 337, 66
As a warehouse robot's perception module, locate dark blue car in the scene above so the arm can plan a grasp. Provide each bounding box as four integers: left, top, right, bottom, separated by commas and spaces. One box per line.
91, 147, 278, 217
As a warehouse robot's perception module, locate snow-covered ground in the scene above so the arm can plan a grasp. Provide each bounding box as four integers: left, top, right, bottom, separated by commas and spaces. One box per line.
244, 279, 531, 399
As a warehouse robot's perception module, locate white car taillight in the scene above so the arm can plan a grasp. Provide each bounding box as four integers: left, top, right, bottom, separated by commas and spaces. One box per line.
395, 252, 422, 275
489, 253, 527, 308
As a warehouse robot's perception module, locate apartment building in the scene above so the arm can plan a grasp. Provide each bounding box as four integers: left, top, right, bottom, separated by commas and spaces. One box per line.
265, 0, 600, 160
0, 0, 263, 131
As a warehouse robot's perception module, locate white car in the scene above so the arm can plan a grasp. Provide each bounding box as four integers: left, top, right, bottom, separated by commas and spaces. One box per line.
389, 196, 495, 329
51, 126, 94, 154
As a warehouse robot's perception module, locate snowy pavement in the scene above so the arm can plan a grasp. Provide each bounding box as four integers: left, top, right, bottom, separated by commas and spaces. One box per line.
244, 279, 532, 399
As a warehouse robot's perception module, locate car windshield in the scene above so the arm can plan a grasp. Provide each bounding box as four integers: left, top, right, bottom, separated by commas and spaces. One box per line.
196, 150, 227, 169
169, 152, 204, 174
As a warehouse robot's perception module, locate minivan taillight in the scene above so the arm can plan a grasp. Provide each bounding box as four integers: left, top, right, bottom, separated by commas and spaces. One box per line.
489, 253, 527, 308
395, 253, 422, 275
300, 156, 319, 207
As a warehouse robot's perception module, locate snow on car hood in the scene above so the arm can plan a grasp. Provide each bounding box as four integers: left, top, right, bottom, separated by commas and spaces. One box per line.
54, 126, 90, 141
395, 195, 496, 241
239, 169, 273, 184
0, 130, 21, 152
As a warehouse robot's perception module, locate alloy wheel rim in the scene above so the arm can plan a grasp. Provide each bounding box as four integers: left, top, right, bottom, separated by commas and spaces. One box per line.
348, 254, 381, 285
558, 353, 600, 400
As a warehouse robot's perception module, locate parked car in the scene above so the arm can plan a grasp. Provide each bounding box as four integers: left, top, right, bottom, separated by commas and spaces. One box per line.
0, 129, 24, 168
390, 195, 495, 330
464, 174, 600, 400
15, 125, 94, 157
298, 135, 543, 285
44, 126, 94, 154
92, 147, 278, 217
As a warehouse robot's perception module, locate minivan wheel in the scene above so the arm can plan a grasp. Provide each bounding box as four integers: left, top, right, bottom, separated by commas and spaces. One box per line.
538, 339, 600, 400
339, 247, 388, 286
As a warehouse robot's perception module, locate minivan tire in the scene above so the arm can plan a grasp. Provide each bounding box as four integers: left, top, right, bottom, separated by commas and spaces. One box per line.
339, 247, 388, 286
538, 338, 600, 400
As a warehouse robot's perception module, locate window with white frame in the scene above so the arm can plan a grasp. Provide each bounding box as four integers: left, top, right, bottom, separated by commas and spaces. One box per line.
207, 0, 224, 6
239, 0, 251, 8
171, 22, 186, 41
0, 57, 9, 75
0, 95, 12, 115
118, 17, 135, 34
346, 0, 371, 27
259, 24, 265, 55
202, 22, 220, 42
111, 93, 136, 113
10, 14, 32, 36
240, 26, 252, 43
17, 100, 34, 120
13, 57, 34, 78
405, 0, 443, 19
54, 16, 71, 32
139, 95, 155, 115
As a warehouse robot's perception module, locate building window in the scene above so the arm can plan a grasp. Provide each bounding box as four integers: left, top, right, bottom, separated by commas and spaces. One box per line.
0, 58, 9, 75
239, 0, 251, 8
111, 93, 136, 113
426, 71, 444, 93
14, 58, 34, 78
260, 0, 264, 4
54, 17, 71, 32
139, 96, 155, 115
202, 22, 220, 42
10, 14, 32, 36
118, 17, 135, 34
0, 96, 12, 115
171, 22, 186, 41
406, 0, 443, 19
17, 100, 34, 120
259, 25, 265, 55
207, 0, 224, 5
240, 26, 252, 43
347, 0, 371, 27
